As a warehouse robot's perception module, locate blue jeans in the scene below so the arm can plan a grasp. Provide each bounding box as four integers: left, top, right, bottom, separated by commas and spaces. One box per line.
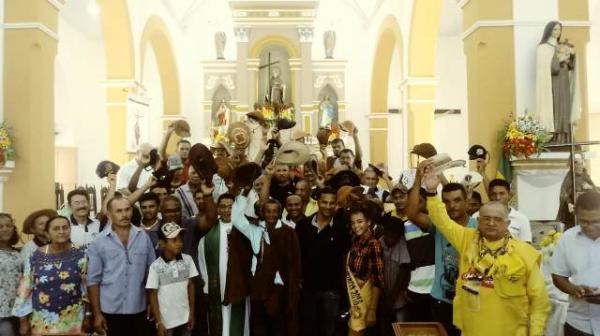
166, 324, 191, 336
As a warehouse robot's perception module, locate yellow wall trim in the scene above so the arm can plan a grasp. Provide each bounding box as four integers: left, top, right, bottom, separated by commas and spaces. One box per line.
2, 22, 58, 41
463, 20, 592, 40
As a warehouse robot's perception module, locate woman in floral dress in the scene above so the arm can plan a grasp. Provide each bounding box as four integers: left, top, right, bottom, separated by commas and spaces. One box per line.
0, 213, 22, 336
13, 216, 89, 336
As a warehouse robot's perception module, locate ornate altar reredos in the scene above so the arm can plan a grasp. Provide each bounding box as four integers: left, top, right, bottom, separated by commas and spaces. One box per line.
201, 1, 347, 143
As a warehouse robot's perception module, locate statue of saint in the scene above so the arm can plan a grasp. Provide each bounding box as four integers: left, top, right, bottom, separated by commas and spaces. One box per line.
319, 95, 336, 127
212, 99, 230, 141
265, 67, 286, 106
535, 21, 581, 144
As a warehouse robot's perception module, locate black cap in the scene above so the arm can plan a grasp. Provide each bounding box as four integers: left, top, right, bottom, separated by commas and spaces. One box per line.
468, 145, 488, 160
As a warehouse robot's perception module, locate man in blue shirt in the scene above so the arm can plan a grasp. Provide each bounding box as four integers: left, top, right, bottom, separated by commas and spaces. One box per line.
406, 178, 477, 336
87, 195, 157, 336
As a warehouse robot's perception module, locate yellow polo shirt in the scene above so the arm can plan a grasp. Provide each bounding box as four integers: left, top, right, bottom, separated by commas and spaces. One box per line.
426, 197, 550, 336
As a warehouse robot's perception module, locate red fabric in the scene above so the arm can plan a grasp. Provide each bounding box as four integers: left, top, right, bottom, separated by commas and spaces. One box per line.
348, 232, 384, 288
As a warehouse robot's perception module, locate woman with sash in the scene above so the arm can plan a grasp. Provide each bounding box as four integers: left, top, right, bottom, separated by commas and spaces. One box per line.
346, 205, 384, 335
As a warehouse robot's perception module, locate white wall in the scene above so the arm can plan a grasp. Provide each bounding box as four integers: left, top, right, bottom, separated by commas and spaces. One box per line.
54, 12, 108, 187
141, 46, 165, 148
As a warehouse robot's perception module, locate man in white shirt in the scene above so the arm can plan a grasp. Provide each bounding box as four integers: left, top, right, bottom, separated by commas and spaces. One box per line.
67, 189, 100, 247
117, 142, 154, 191
475, 179, 533, 242
552, 191, 600, 336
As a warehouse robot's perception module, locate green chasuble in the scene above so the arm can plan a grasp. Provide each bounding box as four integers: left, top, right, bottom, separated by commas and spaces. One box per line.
204, 222, 246, 336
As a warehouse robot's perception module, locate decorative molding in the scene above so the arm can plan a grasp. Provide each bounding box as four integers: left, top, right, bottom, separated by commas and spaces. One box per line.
462, 20, 592, 40
161, 114, 186, 120
313, 74, 344, 89
47, 0, 65, 10
205, 74, 236, 91
2, 22, 59, 41
297, 26, 314, 43
234, 26, 250, 42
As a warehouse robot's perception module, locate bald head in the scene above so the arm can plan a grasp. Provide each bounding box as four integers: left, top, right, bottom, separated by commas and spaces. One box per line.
477, 201, 510, 241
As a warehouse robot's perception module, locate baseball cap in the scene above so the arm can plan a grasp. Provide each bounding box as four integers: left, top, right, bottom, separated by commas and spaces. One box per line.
468, 145, 488, 160
160, 222, 183, 239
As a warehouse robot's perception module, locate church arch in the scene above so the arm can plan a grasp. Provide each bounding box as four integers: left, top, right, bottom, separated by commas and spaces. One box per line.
139, 16, 181, 116
250, 35, 300, 59
370, 15, 404, 167
98, 0, 135, 79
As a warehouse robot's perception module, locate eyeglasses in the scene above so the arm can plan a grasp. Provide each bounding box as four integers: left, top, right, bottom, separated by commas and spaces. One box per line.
479, 216, 506, 224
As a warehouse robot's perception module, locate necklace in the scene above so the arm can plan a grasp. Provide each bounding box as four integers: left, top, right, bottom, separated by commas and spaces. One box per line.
477, 233, 510, 259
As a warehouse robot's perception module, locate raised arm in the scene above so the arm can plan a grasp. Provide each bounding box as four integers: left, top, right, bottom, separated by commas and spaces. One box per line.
159, 124, 175, 161
101, 174, 117, 216
352, 128, 363, 168
405, 168, 431, 231
128, 176, 157, 205
196, 182, 217, 234
231, 195, 263, 254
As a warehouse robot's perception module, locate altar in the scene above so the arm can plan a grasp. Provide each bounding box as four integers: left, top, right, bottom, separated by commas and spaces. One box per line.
200, 1, 347, 143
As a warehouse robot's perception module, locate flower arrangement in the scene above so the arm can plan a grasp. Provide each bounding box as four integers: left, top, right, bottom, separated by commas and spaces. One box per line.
540, 229, 562, 259
500, 114, 552, 159
0, 122, 16, 164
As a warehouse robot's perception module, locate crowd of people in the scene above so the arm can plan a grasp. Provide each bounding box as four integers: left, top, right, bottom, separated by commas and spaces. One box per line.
0, 115, 599, 336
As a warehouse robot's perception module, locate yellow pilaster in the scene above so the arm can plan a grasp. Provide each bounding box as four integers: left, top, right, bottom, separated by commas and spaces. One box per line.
462, 0, 515, 177
3, 0, 59, 226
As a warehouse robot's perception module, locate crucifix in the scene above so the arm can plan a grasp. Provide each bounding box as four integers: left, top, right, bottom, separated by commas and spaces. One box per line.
258, 52, 280, 104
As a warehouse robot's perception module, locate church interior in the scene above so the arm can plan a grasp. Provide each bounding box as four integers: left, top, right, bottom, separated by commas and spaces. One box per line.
1, 0, 600, 238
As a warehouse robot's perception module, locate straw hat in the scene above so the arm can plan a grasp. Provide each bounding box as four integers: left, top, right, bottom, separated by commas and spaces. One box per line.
461, 171, 483, 189
430, 153, 466, 174
316, 128, 332, 146
247, 111, 267, 126
275, 140, 311, 166
338, 120, 356, 134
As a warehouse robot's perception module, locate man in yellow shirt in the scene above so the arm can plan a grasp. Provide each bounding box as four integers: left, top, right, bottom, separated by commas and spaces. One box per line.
418, 160, 550, 336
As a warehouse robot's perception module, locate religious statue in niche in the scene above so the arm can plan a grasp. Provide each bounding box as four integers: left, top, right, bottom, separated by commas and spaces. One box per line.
319, 95, 337, 127
535, 21, 581, 144
211, 98, 230, 142
324, 30, 336, 59
256, 50, 295, 124
265, 67, 286, 106
214, 31, 226, 60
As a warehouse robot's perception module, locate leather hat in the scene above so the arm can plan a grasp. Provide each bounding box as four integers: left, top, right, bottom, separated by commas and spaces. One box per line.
468, 144, 488, 160
338, 120, 356, 134
215, 157, 235, 181
95, 160, 120, 178
188, 143, 217, 179
411, 143, 438, 158
275, 140, 311, 166
247, 111, 267, 126
228, 122, 251, 149
171, 120, 191, 138
329, 170, 361, 189
275, 118, 296, 130
316, 127, 332, 146
233, 162, 263, 188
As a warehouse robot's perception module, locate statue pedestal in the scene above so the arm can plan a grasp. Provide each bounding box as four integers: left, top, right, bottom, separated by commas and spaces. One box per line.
511, 152, 570, 221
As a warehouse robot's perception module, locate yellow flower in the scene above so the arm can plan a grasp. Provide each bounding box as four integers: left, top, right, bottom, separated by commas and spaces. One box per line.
59, 271, 69, 280
38, 292, 50, 305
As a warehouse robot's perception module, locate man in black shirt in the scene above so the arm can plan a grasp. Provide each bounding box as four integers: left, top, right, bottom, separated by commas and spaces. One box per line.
295, 187, 351, 336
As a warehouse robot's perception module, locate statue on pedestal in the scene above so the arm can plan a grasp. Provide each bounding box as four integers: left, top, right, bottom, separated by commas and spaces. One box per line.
265, 67, 286, 106
535, 21, 581, 144
214, 31, 226, 60
324, 30, 336, 59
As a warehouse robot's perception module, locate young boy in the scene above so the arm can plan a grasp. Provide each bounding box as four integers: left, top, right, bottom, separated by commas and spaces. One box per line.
147, 222, 198, 336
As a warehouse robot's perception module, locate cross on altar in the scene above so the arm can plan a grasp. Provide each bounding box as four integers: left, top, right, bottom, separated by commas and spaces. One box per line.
258, 52, 280, 103
545, 124, 600, 222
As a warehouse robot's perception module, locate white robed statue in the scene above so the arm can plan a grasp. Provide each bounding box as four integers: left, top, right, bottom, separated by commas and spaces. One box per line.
319, 96, 336, 127
535, 21, 581, 144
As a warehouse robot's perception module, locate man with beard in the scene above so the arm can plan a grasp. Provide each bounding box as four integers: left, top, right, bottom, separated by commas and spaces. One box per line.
198, 193, 252, 336
406, 173, 477, 336
67, 189, 101, 247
